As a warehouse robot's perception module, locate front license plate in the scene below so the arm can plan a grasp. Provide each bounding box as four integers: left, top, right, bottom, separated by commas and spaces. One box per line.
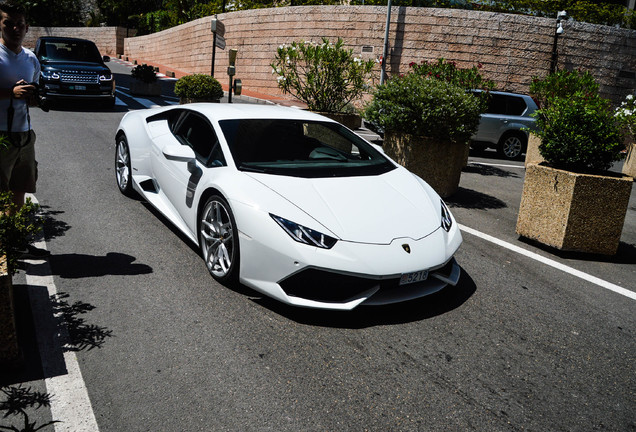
72, 85, 86, 90
399, 270, 429, 286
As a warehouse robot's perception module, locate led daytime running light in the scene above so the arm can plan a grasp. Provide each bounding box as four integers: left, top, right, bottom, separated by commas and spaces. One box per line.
271, 214, 337, 249
441, 200, 453, 232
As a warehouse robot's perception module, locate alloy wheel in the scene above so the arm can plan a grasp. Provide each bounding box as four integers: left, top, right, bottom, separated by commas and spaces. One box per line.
200, 198, 235, 279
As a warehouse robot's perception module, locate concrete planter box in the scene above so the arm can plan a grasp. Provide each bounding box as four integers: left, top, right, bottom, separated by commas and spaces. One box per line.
516, 163, 633, 255
130, 80, 161, 96
622, 141, 636, 178
384, 131, 467, 198
0, 255, 19, 365
524, 133, 544, 167
315, 112, 362, 130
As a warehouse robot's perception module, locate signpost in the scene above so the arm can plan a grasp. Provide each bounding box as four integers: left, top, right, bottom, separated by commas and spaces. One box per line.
211, 17, 225, 76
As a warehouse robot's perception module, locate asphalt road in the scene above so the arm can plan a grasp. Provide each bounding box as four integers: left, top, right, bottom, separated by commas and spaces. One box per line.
3, 60, 635, 431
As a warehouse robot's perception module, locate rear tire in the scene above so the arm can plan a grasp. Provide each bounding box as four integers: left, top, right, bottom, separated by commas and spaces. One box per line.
115, 134, 135, 197
497, 132, 526, 160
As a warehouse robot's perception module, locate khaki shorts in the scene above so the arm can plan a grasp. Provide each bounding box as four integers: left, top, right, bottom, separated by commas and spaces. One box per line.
0, 130, 38, 194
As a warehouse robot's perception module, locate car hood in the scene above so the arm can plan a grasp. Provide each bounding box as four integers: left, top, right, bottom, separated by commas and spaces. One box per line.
246, 169, 441, 244
41, 62, 108, 72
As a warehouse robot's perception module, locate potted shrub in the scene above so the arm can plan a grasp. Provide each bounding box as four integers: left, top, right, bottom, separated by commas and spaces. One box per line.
271, 38, 376, 130
615, 93, 636, 178
174, 74, 223, 104
130, 64, 161, 96
363, 72, 482, 197
516, 72, 632, 255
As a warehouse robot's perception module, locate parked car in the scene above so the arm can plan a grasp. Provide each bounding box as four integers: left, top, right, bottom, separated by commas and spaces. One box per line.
34, 36, 116, 108
470, 90, 538, 160
115, 104, 462, 310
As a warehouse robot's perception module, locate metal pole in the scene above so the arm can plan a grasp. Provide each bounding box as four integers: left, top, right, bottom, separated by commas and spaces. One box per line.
212, 33, 217, 76
228, 75, 233, 103
380, 0, 392, 85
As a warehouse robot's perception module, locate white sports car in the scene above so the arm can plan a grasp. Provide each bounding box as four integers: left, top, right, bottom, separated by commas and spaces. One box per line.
115, 104, 462, 310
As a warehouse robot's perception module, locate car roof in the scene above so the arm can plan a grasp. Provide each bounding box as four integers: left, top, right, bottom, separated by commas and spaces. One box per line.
184, 103, 337, 122
37, 36, 96, 44
472, 89, 533, 98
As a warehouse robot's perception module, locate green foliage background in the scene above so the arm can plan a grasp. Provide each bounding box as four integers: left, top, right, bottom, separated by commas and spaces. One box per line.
14, 0, 633, 31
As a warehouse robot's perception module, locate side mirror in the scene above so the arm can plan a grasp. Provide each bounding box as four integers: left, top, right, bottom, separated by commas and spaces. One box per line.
103, 55, 110, 63
163, 144, 196, 162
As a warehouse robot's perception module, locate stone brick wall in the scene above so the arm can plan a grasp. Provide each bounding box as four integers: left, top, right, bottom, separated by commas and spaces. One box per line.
123, 6, 635, 103
24, 26, 132, 57
24, 7, 636, 103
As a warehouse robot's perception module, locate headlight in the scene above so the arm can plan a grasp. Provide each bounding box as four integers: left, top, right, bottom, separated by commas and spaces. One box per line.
271, 214, 338, 249
441, 200, 453, 232
40, 70, 60, 80
99, 74, 113, 82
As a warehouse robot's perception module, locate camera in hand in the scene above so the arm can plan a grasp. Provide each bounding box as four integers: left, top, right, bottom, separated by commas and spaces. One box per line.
26, 82, 50, 112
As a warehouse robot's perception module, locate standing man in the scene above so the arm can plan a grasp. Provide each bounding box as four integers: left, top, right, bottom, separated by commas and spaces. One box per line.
0, 0, 48, 257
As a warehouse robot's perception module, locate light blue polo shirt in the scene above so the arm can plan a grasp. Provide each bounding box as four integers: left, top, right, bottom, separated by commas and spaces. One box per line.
0, 43, 40, 132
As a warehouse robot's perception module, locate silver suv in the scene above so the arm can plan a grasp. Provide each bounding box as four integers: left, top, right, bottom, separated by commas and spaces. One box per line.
470, 90, 538, 160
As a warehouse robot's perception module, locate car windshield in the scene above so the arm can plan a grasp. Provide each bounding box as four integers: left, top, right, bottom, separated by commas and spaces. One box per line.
39, 40, 102, 63
219, 119, 395, 178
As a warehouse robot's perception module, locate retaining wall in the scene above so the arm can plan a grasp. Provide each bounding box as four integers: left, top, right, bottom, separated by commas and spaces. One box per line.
24, 7, 636, 103
123, 6, 636, 103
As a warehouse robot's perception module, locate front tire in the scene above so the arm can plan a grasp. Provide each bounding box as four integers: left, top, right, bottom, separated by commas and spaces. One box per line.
115, 134, 135, 197
199, 195, 240, 285
497, 132, 526, 160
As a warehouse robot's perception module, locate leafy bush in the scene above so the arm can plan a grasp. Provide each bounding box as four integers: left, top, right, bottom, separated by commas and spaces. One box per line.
530, 70, 625, 172
364, 73, 482, 144
533, 93, 624, 172
0, 192, 41, 275
615, 94, 636, 143
410, 58, 495, 92
131, 64, 157, 83
530, 69, 598, 108
271, 38, 376, 113
174, 74, 224, 101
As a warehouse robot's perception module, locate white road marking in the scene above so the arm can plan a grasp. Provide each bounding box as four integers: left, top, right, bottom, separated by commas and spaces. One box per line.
470, 161, 525, 169
25, 195, 100, 432
459, 223, 636, 300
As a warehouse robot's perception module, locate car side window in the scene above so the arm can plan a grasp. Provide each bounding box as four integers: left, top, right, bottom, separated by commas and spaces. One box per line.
173, 112, 226, 167
506, 96, 527, 116
486, 94, 507, 115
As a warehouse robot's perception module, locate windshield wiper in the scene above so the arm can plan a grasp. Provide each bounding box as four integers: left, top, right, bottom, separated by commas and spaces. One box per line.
238, 164, 270, 173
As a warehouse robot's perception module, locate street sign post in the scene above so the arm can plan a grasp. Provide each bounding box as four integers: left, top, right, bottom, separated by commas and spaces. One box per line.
211, 17, 226, 76
215, 34, 226, 50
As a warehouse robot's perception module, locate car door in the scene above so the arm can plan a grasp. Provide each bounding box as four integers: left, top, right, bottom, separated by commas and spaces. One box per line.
152, 110, 224, 232
474, 93, 509, 143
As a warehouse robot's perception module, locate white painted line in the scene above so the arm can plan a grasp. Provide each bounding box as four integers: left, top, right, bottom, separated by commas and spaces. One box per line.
459, 223, 636, 301
470, 161, 525, 169
25, 195, 100, 432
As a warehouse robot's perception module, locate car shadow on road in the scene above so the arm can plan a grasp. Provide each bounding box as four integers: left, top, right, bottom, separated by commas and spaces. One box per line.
445, 187, 507, 210
250, 268, 477, 328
